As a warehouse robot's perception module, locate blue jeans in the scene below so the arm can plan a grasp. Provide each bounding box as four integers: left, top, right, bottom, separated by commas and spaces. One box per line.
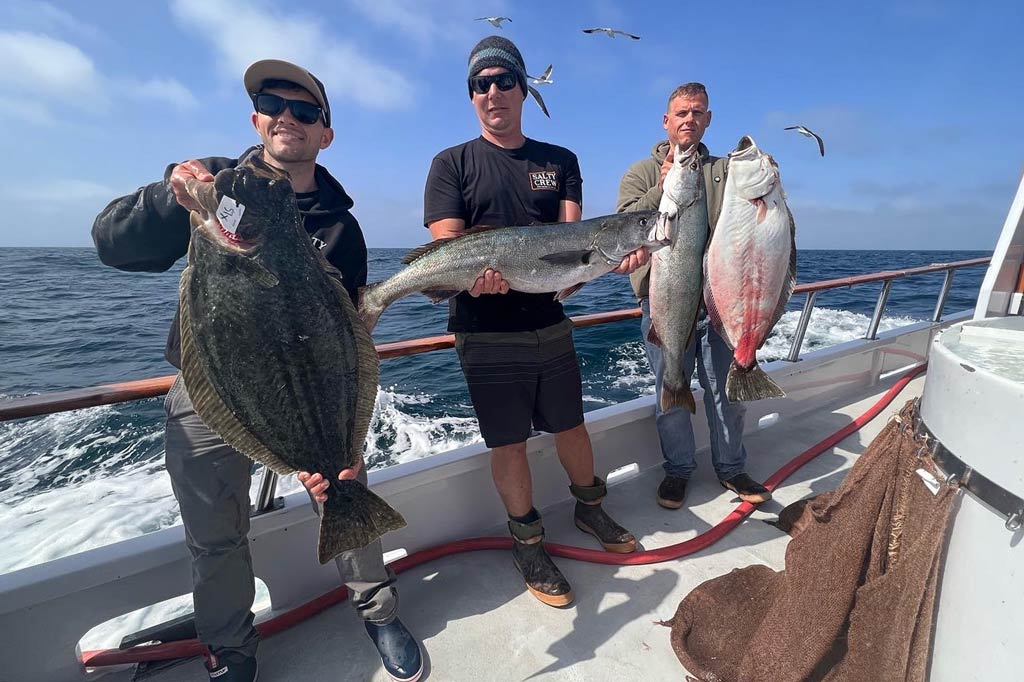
639, 299, 748, 480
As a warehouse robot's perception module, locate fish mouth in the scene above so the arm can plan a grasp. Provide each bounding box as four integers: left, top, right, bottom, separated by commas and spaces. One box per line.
650, 213, 674, 245
191, 208, 261, 256
729, 135, 760, 160
184, 177, 261, 255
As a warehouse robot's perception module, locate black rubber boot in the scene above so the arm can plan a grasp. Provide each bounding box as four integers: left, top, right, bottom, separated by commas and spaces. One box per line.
364, 617, 423, 682
508, 510, 574, 607
571, 476, 637, 553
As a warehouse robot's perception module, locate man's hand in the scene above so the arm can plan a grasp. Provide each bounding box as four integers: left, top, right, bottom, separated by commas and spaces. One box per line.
297, 457, 365, 505
658, 147, 675, 189
469, 268, 511, 297
612, 247, 650, 275
169, 160, 215, 212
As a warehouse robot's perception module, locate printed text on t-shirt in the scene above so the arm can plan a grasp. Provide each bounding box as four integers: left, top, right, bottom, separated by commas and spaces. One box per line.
529, 171, 560, 192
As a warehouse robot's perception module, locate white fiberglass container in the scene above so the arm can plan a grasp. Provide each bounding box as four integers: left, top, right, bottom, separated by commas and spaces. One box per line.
922, 316, 1024, 681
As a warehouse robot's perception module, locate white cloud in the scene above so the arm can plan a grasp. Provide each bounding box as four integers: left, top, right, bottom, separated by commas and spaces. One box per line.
0, 95, 58, 126
127, 78, 200, 113
0, 30, 202, 119
345, 0, 477, 48
0, 1, 103, 41
1, 179, 122, 204
170, 0, 414, 111
0, 31, 103, 99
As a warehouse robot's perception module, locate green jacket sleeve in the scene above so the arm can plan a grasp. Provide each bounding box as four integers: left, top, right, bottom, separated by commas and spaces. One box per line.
616, 159, 661, 213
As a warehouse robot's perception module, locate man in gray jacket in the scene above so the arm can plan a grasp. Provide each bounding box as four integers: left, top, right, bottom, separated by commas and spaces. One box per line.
92, 59, 422, 682
616, 82, 771, 510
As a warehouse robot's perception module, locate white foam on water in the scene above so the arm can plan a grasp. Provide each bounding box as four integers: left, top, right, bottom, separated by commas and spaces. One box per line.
366, 387, 481, 466
759, 307, 922, 361
606, 341, 655, 393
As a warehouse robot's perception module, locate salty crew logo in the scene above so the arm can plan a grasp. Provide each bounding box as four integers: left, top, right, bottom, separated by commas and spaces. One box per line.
529, 171, 559, 192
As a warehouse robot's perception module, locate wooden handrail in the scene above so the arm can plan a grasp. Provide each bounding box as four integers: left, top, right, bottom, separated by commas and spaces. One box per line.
0, 256, 989, 422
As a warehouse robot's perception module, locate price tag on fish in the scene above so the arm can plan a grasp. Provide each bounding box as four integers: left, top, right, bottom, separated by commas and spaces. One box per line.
216, 196, 246, 235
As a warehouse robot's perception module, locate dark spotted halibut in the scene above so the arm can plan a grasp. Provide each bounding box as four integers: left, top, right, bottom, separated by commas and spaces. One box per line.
178, 158, 404, 563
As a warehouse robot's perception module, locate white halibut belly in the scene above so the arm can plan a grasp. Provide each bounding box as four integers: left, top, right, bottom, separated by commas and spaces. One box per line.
707, 192, 792, 365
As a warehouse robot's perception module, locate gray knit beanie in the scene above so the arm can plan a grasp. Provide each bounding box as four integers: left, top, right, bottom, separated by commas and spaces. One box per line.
467, 35, 528, 98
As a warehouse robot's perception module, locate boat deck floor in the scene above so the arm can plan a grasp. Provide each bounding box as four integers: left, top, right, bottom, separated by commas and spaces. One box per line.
109, 376, 924, 682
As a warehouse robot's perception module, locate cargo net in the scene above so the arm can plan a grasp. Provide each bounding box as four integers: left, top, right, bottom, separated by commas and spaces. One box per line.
665, 399, 957, 682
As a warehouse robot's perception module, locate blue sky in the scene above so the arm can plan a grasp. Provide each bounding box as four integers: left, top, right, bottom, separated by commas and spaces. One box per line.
0, 0, 1021, 249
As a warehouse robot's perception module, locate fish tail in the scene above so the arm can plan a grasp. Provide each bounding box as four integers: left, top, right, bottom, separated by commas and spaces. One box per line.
357, 283, 386, 333
725, 362, 785, 402
660, 383, 696, 413
317, 480, 407, 564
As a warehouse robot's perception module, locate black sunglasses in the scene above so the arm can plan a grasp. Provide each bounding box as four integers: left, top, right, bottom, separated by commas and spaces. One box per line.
469, 72, 519, 95
252, 93, 325, 125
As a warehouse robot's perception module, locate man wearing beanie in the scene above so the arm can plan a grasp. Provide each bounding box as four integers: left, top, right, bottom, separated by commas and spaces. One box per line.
92, 59, 423, 682
423, 36, 649, 607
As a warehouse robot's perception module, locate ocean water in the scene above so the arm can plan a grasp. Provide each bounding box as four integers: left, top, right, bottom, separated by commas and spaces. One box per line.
0, 247, 989, 579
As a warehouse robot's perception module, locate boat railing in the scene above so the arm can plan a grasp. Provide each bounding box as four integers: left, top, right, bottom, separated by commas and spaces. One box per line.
0, 256, 990, 513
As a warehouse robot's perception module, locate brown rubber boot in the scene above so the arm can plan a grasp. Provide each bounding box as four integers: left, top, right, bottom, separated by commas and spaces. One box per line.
571, 476, 637, 553
508, 511, 574, 607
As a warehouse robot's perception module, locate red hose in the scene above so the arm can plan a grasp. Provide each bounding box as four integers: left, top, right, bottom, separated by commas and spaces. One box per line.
82, 363, 926, 667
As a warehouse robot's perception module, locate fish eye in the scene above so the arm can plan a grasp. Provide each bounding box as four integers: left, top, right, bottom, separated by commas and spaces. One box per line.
690, 162, 698, 170
639, 218, 648, 226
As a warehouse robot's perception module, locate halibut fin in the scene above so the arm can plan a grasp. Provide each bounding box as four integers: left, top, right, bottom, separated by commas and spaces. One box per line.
318, 480, 406, 563
725, 362, 785, 402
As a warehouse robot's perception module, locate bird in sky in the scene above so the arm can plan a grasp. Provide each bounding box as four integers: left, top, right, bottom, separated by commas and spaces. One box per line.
582, 27, 641, 40
784, 125, 825, 157
476, 16, 511, 29
530, 64, 554, 85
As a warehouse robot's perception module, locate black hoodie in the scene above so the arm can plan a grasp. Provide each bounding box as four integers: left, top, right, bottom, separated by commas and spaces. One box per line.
91, 146, 368, 369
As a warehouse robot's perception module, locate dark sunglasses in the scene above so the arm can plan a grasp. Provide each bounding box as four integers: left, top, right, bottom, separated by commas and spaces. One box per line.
252, 93, 325, 125
469, 72, 519, 95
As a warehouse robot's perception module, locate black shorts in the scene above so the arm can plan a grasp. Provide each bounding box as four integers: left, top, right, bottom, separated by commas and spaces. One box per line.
455, 319, 585, 448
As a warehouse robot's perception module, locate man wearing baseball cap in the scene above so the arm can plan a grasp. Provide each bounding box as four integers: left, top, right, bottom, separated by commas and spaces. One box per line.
92, 59, 423, 682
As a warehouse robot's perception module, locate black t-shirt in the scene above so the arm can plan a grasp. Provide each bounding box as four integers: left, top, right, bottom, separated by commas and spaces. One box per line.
423, 136, 584, 333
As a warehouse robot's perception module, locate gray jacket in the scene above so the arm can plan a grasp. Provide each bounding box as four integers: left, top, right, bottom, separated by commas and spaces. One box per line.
616, 140, 728, 299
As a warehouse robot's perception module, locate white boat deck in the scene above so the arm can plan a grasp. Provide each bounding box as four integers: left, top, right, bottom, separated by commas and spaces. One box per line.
120, 375, 924, 682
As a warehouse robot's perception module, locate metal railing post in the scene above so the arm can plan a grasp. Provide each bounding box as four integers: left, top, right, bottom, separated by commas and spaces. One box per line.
253, 467, 279, 514
786, 292, 817, 362
933, 270, 956, 322
865, 280, 894, 340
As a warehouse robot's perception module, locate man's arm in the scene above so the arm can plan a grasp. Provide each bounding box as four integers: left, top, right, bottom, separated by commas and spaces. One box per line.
558, 200, 582, 223
616, 159, 665, 214
426, 218, 509, 296
91, 156, 237, 272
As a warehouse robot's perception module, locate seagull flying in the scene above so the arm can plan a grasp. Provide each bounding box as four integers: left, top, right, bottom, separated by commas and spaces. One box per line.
784, 125, 825, 157
476, 16, 511, 28
582, 27, 641, 40
530, 64, 554, 85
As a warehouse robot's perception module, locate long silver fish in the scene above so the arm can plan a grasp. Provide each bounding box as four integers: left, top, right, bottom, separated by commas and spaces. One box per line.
178, 158, 404, 564
647, 143, 708, 413
358, 211, 666, 331
704, 136, 796, 402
